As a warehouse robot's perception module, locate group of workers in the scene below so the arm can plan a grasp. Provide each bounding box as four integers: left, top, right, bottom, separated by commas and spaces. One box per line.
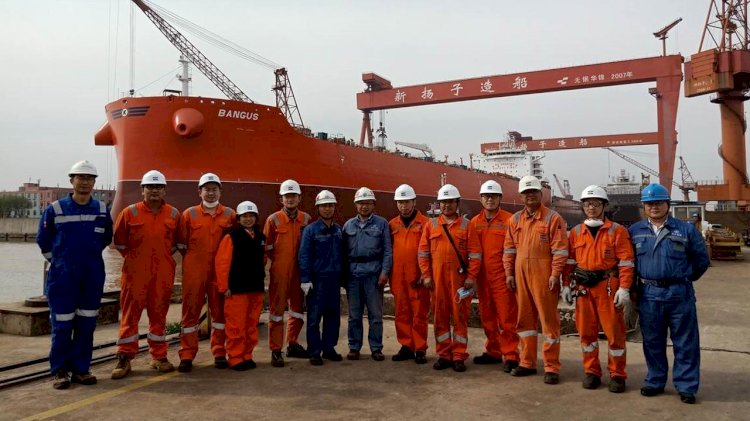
37, 160, 709, 405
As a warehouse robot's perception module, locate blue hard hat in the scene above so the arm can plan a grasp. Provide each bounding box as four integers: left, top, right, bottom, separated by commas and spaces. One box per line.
641, 183, 670, 202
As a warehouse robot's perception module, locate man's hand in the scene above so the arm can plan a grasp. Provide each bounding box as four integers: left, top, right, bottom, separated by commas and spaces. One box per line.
548, 276, 558, 291
422, 277, 434, 290
506, 276, 516, 291
613, 287, 631, 308
301, 282, 313, 296
378, 274, 389, 287
463, 278, 476, 290
561, 286, 573, 305
224, 289, 232, 297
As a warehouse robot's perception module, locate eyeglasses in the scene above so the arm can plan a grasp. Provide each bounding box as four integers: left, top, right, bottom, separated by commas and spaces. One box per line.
582, 202, 603, 209
143, 185, 165, 190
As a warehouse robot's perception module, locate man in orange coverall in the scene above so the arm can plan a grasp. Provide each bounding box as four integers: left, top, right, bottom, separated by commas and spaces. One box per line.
177, 173, 236, 372
418, 184, 472, 373
503, 175, 569, 385
389, 184, 430, 364
264, 179, 311, 367
467, 180, 520, 373
111, 170, 180, 379
562, 185, 634, 393
215, 201, 266, 371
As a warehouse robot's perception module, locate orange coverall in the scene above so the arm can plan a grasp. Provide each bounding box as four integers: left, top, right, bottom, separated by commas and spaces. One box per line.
114, 201, 180, 360
215, 234, 265, 368
563, 219, 634, 379
468, 209, 519, 362
178, 204, 236, 361
263, 209, 311, 351
418, 215, 471, 362
389, 211, 431, 353
503, 205, 568, 373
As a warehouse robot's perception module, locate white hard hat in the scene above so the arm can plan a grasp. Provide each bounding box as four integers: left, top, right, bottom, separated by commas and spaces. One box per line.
68, 160, 98, 177
236, 201, 259, 216
394, 184, 416, 200
354, 187, 376, 203
580, 184, 608, 201
315, 190, 337, 205
279, 179, 301, 195
480, 180, 503, 195
518, 175, 542, 193
437, 184, 460, 200
198, 172, 221, 188
141, 170, 167, 186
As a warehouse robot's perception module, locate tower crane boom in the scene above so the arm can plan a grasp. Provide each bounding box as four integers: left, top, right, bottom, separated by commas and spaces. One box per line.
605, 147, 695, 201
394, 141, 434, 158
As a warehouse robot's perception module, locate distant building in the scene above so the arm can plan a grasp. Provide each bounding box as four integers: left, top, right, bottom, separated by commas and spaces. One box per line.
0, 182, 116, 218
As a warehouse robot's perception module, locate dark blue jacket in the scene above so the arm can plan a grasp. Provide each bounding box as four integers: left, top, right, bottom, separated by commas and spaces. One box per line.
629, 216, 709, 283
342, 214, 393, 277
299, 219, 343, 284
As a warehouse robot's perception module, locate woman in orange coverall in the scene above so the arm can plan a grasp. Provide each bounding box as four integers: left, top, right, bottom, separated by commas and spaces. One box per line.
215, 201, 266, 371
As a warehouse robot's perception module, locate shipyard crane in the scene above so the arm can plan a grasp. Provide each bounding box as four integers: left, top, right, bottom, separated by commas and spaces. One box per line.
394, 141, 434, 159
131, 0, 305, 129
552, 174, 573, 200
605, 147, 695, 201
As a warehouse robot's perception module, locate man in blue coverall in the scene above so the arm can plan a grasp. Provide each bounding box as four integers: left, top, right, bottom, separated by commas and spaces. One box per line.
298, 190, 344, 366
629, 183, 710, 404
37, 160, 113, 389
342, 187, 393, 361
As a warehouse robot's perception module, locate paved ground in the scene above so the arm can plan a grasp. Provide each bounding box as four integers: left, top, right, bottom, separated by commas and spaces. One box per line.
1, 253, 749, 421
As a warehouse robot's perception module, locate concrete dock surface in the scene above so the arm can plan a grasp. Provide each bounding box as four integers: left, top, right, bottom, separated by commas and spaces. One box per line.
1, 256, 748, 420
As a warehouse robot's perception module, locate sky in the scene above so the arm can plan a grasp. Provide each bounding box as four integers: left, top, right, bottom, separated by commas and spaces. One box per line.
0, 0, 739, 200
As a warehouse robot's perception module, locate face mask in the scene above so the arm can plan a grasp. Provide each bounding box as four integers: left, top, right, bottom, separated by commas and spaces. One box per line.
455, 287, 474, 303
584, 218, 604, 227
203, 200, 219, 209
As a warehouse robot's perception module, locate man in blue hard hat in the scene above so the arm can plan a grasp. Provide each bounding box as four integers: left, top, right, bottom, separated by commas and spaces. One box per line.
628, 183, 710, 404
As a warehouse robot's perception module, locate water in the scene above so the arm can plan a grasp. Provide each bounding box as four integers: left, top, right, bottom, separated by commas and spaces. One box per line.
0, 242, 131, 303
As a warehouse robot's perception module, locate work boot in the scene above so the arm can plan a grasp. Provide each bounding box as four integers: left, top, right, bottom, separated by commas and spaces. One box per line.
309, 355, 324, 366
415, 351, 427, 365
271, 351, 285, 367
214, 356, 229, 369
472, 353, 502, 365
544, 372, 560, 385
510, 366, 538, 377
392, 346, 415, 361
453, 360, 467, 372
433, 358, 453, 370
582, 374, 601, 390
245, 359, 257, 370
679, 393, 696, 404
346, 350, 360, 360
608, 377, 626, 393
177, 360, 193, 373
71, 372, 97, 385
231, 361, 251, 372
111, 355, 131, 380
149, 358, 175, 373
502, 360, 519, 373
322, 350, 343, 361
371, 350, 385, 361
286, 343, 308, 359
52, 371, 71, 390
640, 386, 665, 397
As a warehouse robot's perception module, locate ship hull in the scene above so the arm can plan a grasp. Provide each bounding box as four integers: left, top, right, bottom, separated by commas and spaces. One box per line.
96, 96, 583, 223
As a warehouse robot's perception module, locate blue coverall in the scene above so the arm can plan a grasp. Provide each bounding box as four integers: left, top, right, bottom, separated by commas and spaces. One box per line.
342, 214, 393, 353
37, 195, 113, 375
629, 216, 709, 395
298, 219, 344, 357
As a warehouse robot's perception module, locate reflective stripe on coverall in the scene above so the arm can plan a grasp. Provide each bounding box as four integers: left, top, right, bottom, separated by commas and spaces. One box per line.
264, 209, 311, 351
37, 196, 112, 374
563, 219, 634, 379
114, 201, 180, 359
503, 206, 568, 373
468, 208, 519, 361
418, 215, 471, 361
179, 204, 236, 360
389, 212, 431, 353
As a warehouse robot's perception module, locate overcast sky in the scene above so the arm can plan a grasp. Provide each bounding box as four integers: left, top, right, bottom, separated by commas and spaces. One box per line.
0, 0, 737, 200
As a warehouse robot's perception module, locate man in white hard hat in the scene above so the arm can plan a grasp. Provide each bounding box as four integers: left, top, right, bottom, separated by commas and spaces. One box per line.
177, 173, 236, 372
215, 201, 266, 371
298, 190, 345, 365
418, 184, 472, 372
388, 184, 430, 364
562, 185, 634, 393
111, 170, 181, 380
37, 160, 112, 389
467, 180, 520, 372
264, 179, 311, 367
342, 187, 393, 361
503, 175, 568, 384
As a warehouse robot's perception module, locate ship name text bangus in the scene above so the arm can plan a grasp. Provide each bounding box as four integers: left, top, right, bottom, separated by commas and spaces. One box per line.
218, 109, 260, 120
